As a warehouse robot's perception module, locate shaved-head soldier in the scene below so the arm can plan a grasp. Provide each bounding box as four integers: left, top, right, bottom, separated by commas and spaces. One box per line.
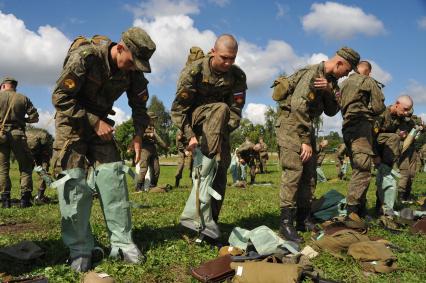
172, 34, 247, 242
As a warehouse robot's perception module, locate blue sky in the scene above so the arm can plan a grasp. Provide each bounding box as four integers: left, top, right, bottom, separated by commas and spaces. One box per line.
0, 0, 425, 134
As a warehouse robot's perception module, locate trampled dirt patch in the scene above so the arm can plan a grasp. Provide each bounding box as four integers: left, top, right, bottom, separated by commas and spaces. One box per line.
0, 222, 42, 235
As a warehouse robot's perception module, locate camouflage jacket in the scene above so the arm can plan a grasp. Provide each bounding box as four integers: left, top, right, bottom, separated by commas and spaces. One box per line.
335, 143, 347, 160
275, 62, 340, 150
236, 141, 258, 163
142, 125, 168, 149
52, 41, 150, 146
175, 130, 187, 153
259, 141, 268, 158
0, 90, 38, 132
377, 106, 405, 134
340, 73, 385, 128
26, 128, 53, 158
171, 56, 247, 140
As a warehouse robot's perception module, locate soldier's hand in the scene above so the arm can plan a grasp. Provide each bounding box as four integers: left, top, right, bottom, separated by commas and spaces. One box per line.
132, 135, 142, 164
300, 143, 313, 163
94, 119, 114, 141
187, 136, 198, 153
313, 77, 331, 92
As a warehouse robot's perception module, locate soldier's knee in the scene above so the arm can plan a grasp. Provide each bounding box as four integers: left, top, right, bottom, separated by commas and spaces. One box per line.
212, 103, 230, 118
352, 152, 372, 171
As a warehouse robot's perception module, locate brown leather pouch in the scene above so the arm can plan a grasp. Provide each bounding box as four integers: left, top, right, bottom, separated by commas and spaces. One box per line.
190, 254, 235, 283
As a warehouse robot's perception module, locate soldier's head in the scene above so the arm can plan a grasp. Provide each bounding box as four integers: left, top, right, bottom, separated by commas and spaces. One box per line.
253, 143, 262, 152
211, 34, 238, 73
326, 47, 360, 79
319, 139, 329, 149
357, 60, 372, 76
392, 95, 413, 117
115, 27, 156, 72
0, 77, 18, 91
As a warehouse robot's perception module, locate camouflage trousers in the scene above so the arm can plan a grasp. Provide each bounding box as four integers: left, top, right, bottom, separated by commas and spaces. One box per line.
398, 146, 417, 199
175, 150, 193, 180
343, 121, 374, 206
192, 102, 231, 221
33, 153, 50, 190
376, 133, 401, 166
279, 145, 316, 209
136, 143, 160, 187
259, 155, 268, 173
0, 130, 34, 194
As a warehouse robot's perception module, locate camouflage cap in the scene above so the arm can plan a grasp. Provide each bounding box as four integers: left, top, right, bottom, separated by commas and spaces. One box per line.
122, 27, 156, 73
1, 76, 18, 86
336, 47, 360, 70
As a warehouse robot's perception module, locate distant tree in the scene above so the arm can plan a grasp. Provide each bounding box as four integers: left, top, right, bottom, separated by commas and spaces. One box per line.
114, 119, 135, 161
263, 106, 278, 152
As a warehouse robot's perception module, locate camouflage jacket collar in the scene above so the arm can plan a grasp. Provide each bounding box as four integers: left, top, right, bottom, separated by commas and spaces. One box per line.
201, 56, 232, 86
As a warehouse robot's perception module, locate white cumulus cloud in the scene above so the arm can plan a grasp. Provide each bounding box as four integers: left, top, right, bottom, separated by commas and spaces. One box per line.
418, 16, 426, 30
0, 10, 71, 86
302, 2, 385, 40
109, 106, 131, 126
243, 103, 269, 125
401, 80, 426, 106
320, 113, 342, 135
34, 109, 55, 134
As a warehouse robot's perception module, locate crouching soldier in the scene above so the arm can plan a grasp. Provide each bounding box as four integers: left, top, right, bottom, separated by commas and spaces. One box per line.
236, 139, 261, 185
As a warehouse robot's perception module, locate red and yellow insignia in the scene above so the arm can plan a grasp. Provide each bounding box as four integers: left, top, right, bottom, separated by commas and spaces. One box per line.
179, 92, 190, 100
233, 91, 245, 105
61, 74, 78, 91
374, 127, 379, 134
137, 89, 149, 102
307, 92, 315, 101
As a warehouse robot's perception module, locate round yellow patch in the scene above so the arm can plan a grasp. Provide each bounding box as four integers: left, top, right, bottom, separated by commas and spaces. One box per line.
180, 92, 189, 100
307, 92, 315, 101
63, 78, 76, 90
374, 127, 379, 134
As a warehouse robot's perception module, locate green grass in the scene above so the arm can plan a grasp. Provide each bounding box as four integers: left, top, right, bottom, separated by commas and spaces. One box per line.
1, 155, 426, 282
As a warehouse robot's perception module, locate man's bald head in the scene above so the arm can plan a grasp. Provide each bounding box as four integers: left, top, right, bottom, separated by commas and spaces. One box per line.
393, 95, 413, 117
214, 34, 238, 52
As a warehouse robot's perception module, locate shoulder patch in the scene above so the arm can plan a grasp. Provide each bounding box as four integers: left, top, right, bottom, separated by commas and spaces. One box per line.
61, 73, 79, 92
137, 88, 149, 102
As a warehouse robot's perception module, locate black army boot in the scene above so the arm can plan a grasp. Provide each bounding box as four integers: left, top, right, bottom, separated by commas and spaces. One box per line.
1, 192, 11, 208
279, 207, 303, 243
20, 191, 33, 208
346, 204, 359, 216
296, 207, 316, 232
357, 198, 368, 218
175, 177, 181, 188
135, 182, 144, 192
34, 189, 50, 204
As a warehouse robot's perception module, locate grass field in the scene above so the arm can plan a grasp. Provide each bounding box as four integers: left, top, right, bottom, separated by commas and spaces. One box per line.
1, 154, 426, 283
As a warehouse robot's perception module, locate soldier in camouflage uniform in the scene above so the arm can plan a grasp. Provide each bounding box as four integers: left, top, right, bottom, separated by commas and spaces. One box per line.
236, 139, 261, 185
340, 60, 385, 218
175, 129, 193, 188
258, 137, 269, 173
171, 34, 247, 240
316, 139, 328, 183
335, 143, 348, 180
51, 27, 155, 272
0, 77, 39, 208
25, 127, 54, 204
135, 111, 168, 192
374, 96, 413, 215
420, 143, 426, 173
397, 114, 422, 203
273, 47, 359, 242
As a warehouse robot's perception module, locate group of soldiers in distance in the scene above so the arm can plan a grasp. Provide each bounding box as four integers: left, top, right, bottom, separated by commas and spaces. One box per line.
1, 26, 425, 273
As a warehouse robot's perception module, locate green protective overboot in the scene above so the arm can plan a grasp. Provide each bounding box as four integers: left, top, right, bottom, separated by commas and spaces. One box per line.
376, 164, 398, 216
94, 161, 142, 264
51, 168, 94, 261
180, 147, 221, 239
34, 165, 53, 187
316, 167, 327, 183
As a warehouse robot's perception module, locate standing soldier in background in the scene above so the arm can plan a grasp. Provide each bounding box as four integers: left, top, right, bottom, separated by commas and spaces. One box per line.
0, 77, 39, 208
374, 96, 413, 216
175, 129, 193, 188
236, 138, 261, 185
26, 127, 54, 204
135, 111, 168, 192
258, 137, 269, 174
51, 27, 155, 271
316, 139, 329, 183
340, 60, 385, 218
171, 34, 247, 241
272, 47, 359, 242
419, 143, 426, 173
335, 143, 348, 180
397, 114, 422, 203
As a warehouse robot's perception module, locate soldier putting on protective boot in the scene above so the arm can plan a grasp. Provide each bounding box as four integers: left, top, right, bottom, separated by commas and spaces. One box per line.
134, 111, 169, 192
50, 27, 155, 272
171, 34, 247, 243
335, 143, 348, 180
316, 139, 329, 183
236, 138, 261, 185
340, 60, 385, 219
26, 127, 54, 204
374, 95, 413, 216
0, 77, 39, 208
272, 47, 360, 243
